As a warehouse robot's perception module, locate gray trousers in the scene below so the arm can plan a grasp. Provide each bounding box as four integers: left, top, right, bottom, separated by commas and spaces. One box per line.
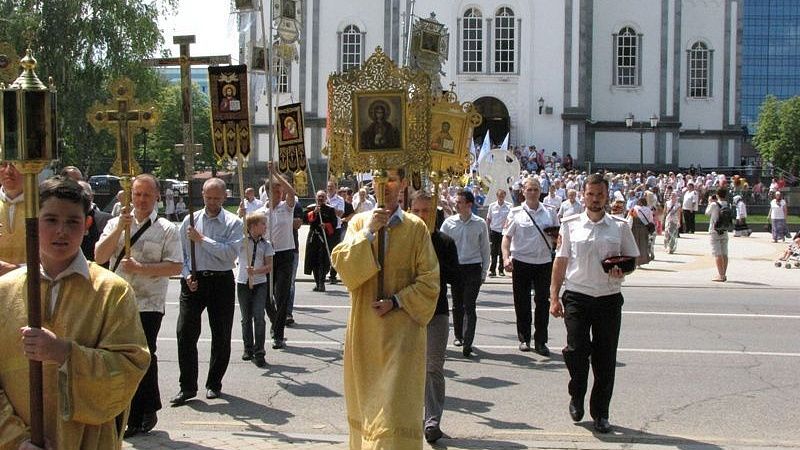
425, 314, 450, 429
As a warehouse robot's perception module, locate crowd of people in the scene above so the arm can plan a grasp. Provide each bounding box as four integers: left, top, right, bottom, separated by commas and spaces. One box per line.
0, 155, 794, 449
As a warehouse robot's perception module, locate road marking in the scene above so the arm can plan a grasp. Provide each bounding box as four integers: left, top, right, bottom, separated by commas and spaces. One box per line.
156, 337, 800, 357
164, 302, 800, 319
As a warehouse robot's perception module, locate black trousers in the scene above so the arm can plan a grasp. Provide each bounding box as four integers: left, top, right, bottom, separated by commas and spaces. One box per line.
511, 259, 552, 344
489, 230, 503, 274
129, 311, 163, 423
682, 209, 695, 233
177, 271, 235, 393
328, 228, 342, 279
562, 290, 623, 420
265, 250, 295, 342
451, 263, 483, 348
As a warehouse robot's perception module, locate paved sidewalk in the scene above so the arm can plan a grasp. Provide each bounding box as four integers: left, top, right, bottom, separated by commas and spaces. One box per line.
125, 231, 791, 450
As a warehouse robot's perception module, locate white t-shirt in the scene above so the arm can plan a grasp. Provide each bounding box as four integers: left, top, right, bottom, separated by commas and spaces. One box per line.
264, 201, 296, 252
769, 199, 787, 220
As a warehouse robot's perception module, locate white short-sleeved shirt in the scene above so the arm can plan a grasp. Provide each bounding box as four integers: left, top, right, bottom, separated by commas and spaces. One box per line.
682, 190, 698, 211
558, 200, 583, 218
236, 237, 275, 284
328, 193, 345, 228
503, 203, 559, 265
543, 194, 563, 210
487, 200, 511, 232
264, 201, 296, 252
556, 212, 639, 298
769, 199, 786, 220
101, 209, 184, 313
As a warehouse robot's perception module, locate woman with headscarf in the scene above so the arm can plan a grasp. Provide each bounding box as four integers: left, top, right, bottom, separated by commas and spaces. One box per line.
663, 189, 682, 253
628, 197, 655, 266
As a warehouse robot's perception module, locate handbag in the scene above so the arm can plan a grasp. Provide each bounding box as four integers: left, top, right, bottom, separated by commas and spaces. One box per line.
639, 211, 656, 233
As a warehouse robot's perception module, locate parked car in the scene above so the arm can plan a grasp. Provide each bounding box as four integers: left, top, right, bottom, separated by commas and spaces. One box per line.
88, 175, 122, 212
163, 178, 188, 195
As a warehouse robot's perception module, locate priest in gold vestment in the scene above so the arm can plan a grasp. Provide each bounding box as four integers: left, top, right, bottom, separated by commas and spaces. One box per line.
0, 177, 149, 450
331, 169, 439, 450
0, 162, 27, 275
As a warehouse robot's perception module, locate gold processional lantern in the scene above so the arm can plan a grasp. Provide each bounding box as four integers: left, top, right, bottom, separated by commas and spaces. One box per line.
0, 48, 57, 448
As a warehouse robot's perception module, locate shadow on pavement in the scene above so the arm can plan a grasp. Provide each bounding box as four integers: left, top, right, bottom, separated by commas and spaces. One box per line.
430, 436, 529, 449
577, 422, 725, 449
446, 396, 539, 432
184, 393, 294, 426
278, 380, 342, 398
125, 430, 219, 449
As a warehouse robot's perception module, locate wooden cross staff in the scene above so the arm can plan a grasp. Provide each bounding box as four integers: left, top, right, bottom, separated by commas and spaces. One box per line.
144, 35, 230, 277
87, 78, 159, 257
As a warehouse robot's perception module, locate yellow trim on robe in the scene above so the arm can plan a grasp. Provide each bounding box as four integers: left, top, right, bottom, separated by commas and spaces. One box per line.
0, 263, 150, 450
331, 210, 439, 450
0, 197, 27, 265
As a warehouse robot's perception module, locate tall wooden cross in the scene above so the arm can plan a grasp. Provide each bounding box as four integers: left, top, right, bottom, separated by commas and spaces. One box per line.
87, 78, 159, 257
144, 35, 230, 276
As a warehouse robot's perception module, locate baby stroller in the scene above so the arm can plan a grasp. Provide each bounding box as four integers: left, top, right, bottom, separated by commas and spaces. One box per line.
774, 232, 800, 268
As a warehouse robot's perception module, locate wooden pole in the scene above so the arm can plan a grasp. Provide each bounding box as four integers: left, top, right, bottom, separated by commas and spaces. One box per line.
22, 171, 44, 447
372, 170, 387, 298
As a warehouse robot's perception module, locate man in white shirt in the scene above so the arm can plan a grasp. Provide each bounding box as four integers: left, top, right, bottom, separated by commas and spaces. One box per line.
681, 182, 698, 233
502, 178, 559, 356
558, 189, 583, 219
486, 189, 511, 277
238, 187, 264, 217
440, 190, 490, 357
543, 184, 563, 210
95, 174, 184, 436
326, 180, 345, 284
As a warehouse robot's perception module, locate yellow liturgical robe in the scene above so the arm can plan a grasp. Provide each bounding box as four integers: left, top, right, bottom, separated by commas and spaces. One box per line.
0, 194, 27, 266
331, 210, 439, 450
0, 262, 150, 450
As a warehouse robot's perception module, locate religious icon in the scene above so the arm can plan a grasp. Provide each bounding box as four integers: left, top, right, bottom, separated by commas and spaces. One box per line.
281, 0, 297, 20
276, 102, 306, 171
252, 47, 266, 72
219, 83, 241, 112
420, 31, 440, 54
431, 120, 455, 152
354, 91, 406, 152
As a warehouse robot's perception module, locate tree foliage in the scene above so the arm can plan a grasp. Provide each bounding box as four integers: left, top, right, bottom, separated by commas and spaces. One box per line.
145, 83, 216, 180
0, 0, 177, 176
753, 95, 800, 174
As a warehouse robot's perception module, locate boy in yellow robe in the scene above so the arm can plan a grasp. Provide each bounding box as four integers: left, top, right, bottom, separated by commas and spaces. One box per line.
0, 176, 150, 450
0, 162, 27, 275
331, 169, 439, 450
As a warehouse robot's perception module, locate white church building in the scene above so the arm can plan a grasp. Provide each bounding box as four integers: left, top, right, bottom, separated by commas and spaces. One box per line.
242, 0, 743, 176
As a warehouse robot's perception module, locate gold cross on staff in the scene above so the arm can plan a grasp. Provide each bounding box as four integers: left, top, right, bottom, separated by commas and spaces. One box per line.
87, 78, 159, 177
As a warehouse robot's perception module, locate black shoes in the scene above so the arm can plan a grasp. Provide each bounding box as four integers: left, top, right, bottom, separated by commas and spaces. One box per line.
123, 411, 158, 437
534, 342, 550, 357
462, 346, 473, 357
123, 424, 141, 438
313, 283, 326, 292
593, 417, 612, 434
206, 389, 221, 399
488, 271, 496, 278
254, 355, 267, 368
519, 342, 531, 352
498, 271, 505, 277
169, 391, 196, 406
141, 412, 158, 433
272, 338, 286, 349
241, 351, 253, 361
453, 339, 463, 347
424, 426, 443, 443
569, 398, 584, 422
286, 316, 295, 326
329, 277, 339, 285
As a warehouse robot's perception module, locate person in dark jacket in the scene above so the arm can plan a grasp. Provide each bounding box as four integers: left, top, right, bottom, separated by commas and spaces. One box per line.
409, 190, 459, 444
304, 190, 337, 291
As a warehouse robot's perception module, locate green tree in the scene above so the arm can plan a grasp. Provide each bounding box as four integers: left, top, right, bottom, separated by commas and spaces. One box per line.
146, 83, 216, 180
0, 0, 177, 176
753, 95, 800, 174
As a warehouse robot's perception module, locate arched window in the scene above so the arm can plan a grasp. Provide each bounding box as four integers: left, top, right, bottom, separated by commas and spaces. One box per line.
462, 8, 483, 73
341, 25, 362, 72
494, 7, 515, 73
688, 41, 712, 98
275, 58, 289, 93
614, 27, 640, 86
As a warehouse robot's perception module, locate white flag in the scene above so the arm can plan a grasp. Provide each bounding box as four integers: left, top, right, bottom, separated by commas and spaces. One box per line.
500, 133, 509, 151
477, 130, 491, 165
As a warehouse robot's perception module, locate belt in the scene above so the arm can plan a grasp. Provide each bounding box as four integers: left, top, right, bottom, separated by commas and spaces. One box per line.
195, 270, 231, 278
458, 263, 483, 268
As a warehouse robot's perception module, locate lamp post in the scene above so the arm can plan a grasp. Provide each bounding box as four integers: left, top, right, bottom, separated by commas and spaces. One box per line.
625, 113, 658, 174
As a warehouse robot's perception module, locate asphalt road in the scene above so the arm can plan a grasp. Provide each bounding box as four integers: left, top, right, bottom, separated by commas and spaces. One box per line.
145, 277, 800, 449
